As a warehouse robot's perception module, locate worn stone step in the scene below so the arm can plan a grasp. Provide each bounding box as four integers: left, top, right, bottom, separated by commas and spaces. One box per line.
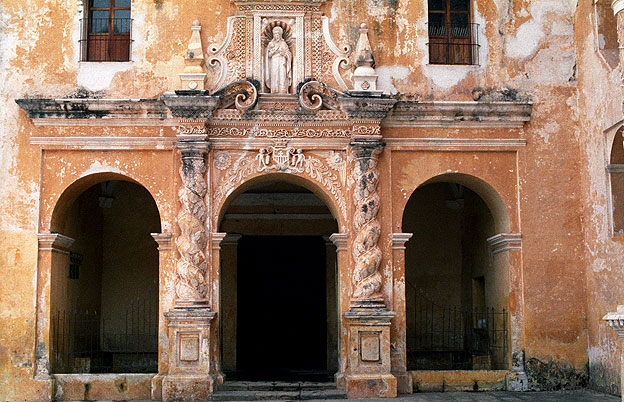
300, 389, 348, 399
211, 390, 300, 401
218, 380, 337, 392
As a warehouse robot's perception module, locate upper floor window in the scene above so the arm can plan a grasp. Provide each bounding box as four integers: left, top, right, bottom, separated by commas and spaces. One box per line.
608, 129, 624, 237
80, 0, 132, 62
428, 0, 479, 65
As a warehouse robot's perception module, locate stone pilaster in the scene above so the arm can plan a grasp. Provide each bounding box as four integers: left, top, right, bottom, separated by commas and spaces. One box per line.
603, 306, 624, 402
150, 233, 173, 401
330, 233, 349, 389
35, 233, 75, 382
343, 138, 397, 398
390, 233, 413, 394
487, 232, 527, 391
163, 137, 217, 402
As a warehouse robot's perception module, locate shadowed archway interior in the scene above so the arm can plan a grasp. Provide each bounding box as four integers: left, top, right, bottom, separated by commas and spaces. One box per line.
219, 181, 339, 381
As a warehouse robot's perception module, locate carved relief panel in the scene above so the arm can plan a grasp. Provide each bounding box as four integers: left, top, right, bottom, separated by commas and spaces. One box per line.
210, 143, 348, 228
206, 0, 352, 93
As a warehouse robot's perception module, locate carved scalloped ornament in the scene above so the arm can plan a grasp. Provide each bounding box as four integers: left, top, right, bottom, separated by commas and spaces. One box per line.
213, 149, 347, 224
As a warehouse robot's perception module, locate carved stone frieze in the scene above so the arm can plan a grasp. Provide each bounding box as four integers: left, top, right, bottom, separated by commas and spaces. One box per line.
213, 147, 347, 223
350, 139, 385, 302
206, 126, 352, 138
174, 141, 211, 308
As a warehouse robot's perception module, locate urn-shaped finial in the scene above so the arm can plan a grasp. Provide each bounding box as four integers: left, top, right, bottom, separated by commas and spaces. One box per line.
351, 23, 381, 94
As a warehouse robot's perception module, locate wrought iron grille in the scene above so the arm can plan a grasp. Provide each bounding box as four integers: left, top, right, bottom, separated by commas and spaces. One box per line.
80, 18, 133, 62
51, 298, 157, 374
428, 22, 480, 65
407, 283, 508, 370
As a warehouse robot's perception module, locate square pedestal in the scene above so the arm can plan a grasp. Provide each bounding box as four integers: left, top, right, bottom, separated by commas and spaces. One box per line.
162, 308, 218, 402
343, 303, 397, 398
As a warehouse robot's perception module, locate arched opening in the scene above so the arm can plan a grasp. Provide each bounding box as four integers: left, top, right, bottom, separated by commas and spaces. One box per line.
402, 179, 509, 371
608, 127, 624, 236
49, 179, 161, 374
219, 179, 340, 381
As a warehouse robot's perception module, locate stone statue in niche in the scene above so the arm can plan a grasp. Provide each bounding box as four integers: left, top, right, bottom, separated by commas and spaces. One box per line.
264, 26, 292, 94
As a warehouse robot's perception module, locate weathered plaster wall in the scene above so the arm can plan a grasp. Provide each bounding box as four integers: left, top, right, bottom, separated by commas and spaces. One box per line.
575, 0, 624, 396
0, 0, 606, 398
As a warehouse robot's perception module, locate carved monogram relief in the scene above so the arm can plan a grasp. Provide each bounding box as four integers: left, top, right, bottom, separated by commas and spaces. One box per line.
213, 147, 347, 223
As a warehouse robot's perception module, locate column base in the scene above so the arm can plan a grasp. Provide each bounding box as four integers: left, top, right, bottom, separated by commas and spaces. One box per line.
345, 374, 397, 398
162, 374, 216, 402
393, 370, 413, 394
335, 372, 346, 389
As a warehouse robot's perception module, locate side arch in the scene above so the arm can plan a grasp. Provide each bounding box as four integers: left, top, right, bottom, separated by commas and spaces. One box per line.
398, 172, 511, 234
50, 172, 162, 233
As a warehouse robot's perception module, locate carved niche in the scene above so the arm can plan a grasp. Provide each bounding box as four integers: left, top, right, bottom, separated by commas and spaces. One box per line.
207, 0, 352, 93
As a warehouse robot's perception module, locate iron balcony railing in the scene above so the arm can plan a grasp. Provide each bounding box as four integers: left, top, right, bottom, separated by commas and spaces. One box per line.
406, 283, 508, 370
51, 298, 157, 374
427, 22, 480, 65
80, 18, 133, 62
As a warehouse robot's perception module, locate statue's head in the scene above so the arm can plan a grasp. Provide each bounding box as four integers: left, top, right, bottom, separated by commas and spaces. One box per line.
272, 26, 283, 39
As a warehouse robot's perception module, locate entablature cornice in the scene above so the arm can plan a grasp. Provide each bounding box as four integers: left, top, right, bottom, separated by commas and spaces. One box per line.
383, 101, 533, 129
17, 91, 533, 130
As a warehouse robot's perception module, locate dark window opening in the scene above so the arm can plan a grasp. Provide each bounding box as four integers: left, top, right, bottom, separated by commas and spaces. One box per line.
428, 0, 479, 65
80, 0, 132, 62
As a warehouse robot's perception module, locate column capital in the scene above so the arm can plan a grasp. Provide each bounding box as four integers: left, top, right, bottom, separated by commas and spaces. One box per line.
613, 0, 624, 15
391, 233, 413, 250
211, 232, 228, 250
37, 232, 75, 252
151, 232, 173, 250
604, 305, 624, 338
487, 233, 522, 257
329, 233, 348, 250
175, 137, 211, 153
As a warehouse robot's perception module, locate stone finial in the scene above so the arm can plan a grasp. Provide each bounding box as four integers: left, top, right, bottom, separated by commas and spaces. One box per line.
603, 305, 624, 337
180, 20, 208, 91
350, 23, 381, 94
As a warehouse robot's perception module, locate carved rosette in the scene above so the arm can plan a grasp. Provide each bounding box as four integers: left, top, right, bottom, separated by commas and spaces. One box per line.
175, 142, 211, 308
350, 140, 385, 303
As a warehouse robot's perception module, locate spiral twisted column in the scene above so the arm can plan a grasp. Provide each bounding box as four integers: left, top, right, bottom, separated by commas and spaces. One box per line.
174, 140, 211, 309
350, 139, 385, 306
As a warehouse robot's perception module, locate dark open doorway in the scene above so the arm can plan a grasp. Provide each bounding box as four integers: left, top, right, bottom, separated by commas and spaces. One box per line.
236, 235, 327, 380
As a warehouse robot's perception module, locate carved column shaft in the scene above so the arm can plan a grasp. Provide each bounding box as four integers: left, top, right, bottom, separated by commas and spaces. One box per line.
350, 139, 385, 306
174, 141, 211, 309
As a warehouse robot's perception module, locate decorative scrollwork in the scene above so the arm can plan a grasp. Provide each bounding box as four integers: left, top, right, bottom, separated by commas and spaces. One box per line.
213, 80, 259, 112
298, 80, 344, 112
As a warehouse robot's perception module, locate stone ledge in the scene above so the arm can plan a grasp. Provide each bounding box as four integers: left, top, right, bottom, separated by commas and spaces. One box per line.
17, 96, 533, 129
410, 370, 509, 392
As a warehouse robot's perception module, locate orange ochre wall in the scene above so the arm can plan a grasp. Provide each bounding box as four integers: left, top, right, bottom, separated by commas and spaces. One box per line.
0, 0, 621, 399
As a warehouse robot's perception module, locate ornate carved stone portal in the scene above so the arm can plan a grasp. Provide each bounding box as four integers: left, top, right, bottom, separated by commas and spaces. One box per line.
162, 0, 399, 400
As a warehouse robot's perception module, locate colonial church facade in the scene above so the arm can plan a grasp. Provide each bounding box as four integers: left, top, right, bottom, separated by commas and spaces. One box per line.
2, 0, 624, 400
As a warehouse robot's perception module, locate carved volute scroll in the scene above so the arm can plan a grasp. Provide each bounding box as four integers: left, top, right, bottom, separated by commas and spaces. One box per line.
350, 139, 385, 305
174, 141, 211, 309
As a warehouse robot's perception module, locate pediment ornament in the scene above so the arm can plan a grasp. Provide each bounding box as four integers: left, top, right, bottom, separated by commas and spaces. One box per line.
206, 0, 352, 93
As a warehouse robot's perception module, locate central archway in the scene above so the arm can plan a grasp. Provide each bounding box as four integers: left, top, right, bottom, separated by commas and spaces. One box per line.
218, 178, 340, 381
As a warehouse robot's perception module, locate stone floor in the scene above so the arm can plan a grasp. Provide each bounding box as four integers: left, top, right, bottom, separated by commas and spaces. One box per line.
73, 390, 619, 402
349, 390, 619, 402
